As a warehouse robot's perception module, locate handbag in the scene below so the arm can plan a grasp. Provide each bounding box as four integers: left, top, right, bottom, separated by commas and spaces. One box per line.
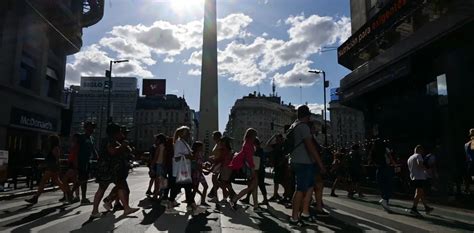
176, 156, 192, 184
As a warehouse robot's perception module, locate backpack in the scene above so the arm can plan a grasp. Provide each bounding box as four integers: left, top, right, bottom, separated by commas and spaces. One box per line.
282, 122, 305, 156
423, 154, 432, 169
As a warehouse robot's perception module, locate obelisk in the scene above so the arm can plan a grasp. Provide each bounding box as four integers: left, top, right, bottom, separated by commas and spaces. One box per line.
199, 0, 218, 157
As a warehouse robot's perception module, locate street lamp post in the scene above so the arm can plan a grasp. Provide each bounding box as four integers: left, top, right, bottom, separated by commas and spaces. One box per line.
308, 69, 328, 146
106, 59, 129, 123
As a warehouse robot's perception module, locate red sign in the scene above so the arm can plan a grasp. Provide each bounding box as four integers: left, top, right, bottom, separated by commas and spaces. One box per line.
142, 79, 166, 96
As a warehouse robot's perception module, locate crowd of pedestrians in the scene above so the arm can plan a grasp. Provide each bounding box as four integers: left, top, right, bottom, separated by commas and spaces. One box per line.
21, 106, 474, 229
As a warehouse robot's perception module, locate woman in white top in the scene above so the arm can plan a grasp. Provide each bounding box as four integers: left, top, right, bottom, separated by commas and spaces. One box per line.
166, 126, 205, 216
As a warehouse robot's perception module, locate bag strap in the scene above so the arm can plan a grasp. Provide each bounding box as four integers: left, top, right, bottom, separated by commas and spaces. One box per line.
289, 122, 306, 154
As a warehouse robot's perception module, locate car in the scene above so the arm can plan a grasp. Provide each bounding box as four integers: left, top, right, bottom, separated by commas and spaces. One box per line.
131, 161, 140, 168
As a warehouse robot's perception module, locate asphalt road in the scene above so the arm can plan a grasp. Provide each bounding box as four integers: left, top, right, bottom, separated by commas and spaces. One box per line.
1, 167, 474, 232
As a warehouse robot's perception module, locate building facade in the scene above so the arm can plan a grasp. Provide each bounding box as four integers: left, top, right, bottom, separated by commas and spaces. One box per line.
134, 95, 193, 152
329, 100, 365, 148
225, 93, 296, 150
0, 0, 103, 180
338, 0, 474, 190
71, 76, 137, 148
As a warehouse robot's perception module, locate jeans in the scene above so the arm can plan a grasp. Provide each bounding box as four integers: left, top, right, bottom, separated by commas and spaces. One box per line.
376, 165, 394, 201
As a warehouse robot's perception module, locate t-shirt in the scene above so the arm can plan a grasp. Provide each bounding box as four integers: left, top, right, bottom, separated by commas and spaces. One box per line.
78, 134, 96, 166
290, 121, 314, 164
407, 153, 426, 180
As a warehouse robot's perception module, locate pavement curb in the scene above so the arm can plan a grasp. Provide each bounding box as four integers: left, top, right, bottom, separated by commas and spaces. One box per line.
0, 179, 95, 201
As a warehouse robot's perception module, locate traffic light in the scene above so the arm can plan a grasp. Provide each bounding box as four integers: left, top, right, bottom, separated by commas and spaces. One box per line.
324, 80, 330, 88
105, 70, 111, 77
270, 122, 274, 130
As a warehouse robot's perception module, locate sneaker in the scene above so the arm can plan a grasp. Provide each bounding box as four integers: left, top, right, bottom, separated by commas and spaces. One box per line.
81, 198, 91, 205
277, 197, 289, 204
172, 201, 180, 207
240, 198, 250, 205
316, 210, 330, 217
209, 197, 219, 203
90, 212, 102, 219
268, 195, 281, 202
379, 199, 391, 212
259, 200, 269, 206
59, 196, 66, 202
113, 203, 124, 211
289, 218, 307, 227
201, 202, 211, 207
330, 192, 338, 197
146, 190, 152, 196
72, 197, 80, 203
103, 201, 113, 212
301, 214, 317, 225
123, 207, 139, 216
230, 201, 239, 211
425, 206, 434, 214
25, 196, 38, 205
410, 208, 422, 216
284, 202, 292, 209
358, 193, 365, 198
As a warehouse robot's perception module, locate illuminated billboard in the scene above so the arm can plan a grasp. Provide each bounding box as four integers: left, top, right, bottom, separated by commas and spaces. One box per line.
142, 79, 166, 96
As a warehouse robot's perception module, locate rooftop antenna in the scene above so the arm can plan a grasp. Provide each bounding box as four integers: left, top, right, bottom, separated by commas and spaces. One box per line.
299, 77, 302, 104
272, 77, 276, 97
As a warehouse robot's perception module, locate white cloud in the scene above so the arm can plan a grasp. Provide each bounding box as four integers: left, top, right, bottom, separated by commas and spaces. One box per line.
185, 13, 350, 87
99, 13, 252, 65
187, 69, 201, 76
307, 103, 326, 115
260, 14, 351, 71
66, 45, 153, 85
273, 60, 319, 87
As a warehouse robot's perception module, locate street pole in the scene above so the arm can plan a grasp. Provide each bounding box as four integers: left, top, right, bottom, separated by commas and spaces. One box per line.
308, 69, 328, 147
107, 61, 112, 123
322, 71, 328, 147
106, 59, 129, 124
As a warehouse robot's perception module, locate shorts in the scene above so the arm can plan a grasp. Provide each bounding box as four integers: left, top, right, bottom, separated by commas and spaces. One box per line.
78, 164, 90, 181
411, 179, 426, 189
155, 164, 164, 178
219, 167, 233, 182
292, 163, 316, 192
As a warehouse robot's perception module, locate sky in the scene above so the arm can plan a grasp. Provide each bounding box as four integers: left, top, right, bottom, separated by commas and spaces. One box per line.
65, 0, 352, 132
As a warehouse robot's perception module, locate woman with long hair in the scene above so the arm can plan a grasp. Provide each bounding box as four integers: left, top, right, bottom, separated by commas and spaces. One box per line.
61, 134, 81, 202
152, 134, 168, 200
26, 135, 72, 204
166, 126, 205, 216
228, 128, 258, 210
90, 123, 138, 219
218, 136, 236, 202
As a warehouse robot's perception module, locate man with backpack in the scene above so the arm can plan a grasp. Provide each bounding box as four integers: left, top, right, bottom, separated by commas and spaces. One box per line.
287, 105, 326, 227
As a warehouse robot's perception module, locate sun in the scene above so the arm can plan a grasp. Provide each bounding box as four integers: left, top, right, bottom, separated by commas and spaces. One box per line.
170, 0, 204, 14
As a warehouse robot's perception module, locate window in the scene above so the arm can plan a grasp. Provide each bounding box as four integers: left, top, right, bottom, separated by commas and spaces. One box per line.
45, 67, 59, 99
20, 54, 36, 89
